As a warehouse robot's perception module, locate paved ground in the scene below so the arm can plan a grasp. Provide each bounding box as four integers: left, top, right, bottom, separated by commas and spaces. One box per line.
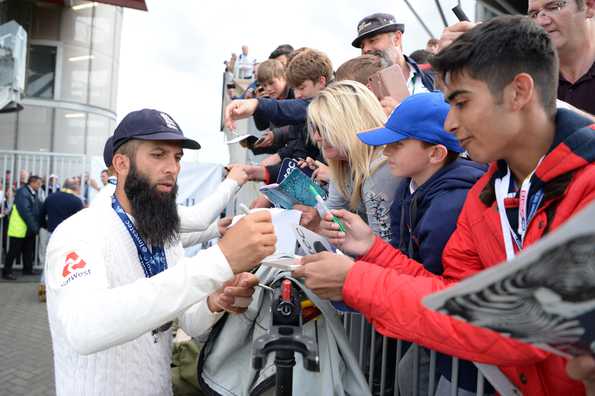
0, 276, 55, 396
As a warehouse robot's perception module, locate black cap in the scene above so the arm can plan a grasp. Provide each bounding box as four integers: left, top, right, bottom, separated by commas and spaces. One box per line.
103, 135, 114, 167
111, 109, 200, 156
352, 13, 405, 48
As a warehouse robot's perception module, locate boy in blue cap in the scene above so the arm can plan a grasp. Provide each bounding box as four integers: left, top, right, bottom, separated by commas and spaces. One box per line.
357, 91, 487, 394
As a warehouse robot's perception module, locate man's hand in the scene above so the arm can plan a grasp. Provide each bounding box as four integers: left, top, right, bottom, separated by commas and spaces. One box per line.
235, 164, 266, 182
259, 153, 281, 167
567, 355, 595, 396
294, 204, 321, 232
319, 209, 374, 257
254, 130, 274, 148
218, 211, 276, 273
438, 21, 477, 52
226, 165, 249, 185
217, 217, 233, 236
207, 272, 258, 314
380, 96, 400, 116
224, 99, 259, 130
292, 252, 354, 300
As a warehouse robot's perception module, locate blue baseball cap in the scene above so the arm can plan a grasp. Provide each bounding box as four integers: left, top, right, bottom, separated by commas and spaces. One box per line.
111, 109, 200, 156
103, 136, 113, 167
357, 92, 463, 153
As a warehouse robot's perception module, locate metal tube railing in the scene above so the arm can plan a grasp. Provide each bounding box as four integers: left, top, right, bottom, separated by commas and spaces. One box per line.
338, 312, 491, 396
0, 150, 89, 271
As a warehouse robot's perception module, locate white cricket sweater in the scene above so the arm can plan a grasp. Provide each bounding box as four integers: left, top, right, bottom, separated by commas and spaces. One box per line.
46, 196, 235, 396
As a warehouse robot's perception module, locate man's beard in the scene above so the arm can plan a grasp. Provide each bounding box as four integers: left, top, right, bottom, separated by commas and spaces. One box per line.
124, 161, 180, 247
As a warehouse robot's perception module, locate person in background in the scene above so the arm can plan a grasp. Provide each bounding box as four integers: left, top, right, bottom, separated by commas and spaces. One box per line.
235, 45, 256, 79
439, 0, 595, 114
352, 12, 435, 115
425, 37, 440, 54
268, 44, 294, 68
3, 175, 43, 280
100, 169, 109, 186
47, 174, 60, 194
91, 137, 117, 208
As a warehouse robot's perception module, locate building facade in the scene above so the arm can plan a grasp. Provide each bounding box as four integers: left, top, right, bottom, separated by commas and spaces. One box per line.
0, 0, 129, 156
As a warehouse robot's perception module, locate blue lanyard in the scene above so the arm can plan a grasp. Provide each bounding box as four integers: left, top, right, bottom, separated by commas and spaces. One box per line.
111, 195, 168, 278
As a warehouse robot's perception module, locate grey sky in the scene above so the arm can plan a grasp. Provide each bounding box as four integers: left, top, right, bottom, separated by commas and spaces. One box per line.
117, 0, 476, 164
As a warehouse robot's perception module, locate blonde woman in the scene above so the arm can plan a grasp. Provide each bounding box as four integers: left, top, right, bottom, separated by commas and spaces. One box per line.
299, 80, 399, 241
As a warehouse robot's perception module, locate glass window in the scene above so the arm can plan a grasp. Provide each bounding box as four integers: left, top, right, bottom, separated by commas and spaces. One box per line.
25, 45, 57, 99
60, 44, 90, 104
16, 106, 52, 151
88, 53, 112, 109
86, 114, 111, 156
92, 5, 117, 58
53, 108, 85, 154
0, 112, 17, 150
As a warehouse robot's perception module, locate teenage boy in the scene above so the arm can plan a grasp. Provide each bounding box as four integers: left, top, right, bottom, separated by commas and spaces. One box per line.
248, 59, 294, 155
224, 48, 331, 183
358, 91, 487, 394
293, 16, 595, 395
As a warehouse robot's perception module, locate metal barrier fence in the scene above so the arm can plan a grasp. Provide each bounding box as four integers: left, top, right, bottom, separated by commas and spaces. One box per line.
0, 150, 89, 271
341, 312, 495, 396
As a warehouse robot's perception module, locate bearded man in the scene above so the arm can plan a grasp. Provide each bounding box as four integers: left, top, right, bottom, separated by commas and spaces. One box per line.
45, 109, 276, 396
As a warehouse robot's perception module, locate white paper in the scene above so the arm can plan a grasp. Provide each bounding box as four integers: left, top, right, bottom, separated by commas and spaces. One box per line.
230, 208, 302, 258
294, 225, 336, 254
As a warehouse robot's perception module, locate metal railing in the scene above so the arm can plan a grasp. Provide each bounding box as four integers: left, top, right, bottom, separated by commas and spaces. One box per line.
0, 150, 89, 270
341, 312, 494, 396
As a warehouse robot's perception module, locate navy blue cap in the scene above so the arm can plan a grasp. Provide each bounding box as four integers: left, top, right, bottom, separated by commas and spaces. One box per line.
103, 136, 113, 167
357, 92, 463, 153
111, 109, 200, 156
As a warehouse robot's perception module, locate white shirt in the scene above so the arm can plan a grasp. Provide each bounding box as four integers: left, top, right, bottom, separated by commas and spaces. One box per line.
46, 182, 239, 395
235, 53, 255, 79
90, 177, 116, 208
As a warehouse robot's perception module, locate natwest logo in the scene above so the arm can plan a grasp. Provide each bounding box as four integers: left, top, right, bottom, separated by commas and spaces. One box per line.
62, 252, 87, 278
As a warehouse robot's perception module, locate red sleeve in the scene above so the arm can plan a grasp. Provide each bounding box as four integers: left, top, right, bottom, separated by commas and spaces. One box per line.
358, 237, 435, 277
263, 167, 271, 185
343, 189, 548, 366
343, 261, 548, 366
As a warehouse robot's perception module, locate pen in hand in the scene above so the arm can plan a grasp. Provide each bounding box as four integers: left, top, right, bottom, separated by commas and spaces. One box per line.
307, 185, 346, 233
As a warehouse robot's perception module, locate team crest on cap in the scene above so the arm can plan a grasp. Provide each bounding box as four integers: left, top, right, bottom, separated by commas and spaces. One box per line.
160, 112, 179, 130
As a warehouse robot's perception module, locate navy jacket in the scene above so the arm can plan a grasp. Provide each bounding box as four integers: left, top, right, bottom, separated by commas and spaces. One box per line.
14, 185, 42, 235
41, 191, 84, 233
390, 158, 486, 274
254, 97, 323, 181
390, 158, 487, 391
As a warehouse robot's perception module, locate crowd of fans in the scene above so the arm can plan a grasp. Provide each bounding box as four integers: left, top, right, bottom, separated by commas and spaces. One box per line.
219, 4, 595, 395
22, 2, 595, 395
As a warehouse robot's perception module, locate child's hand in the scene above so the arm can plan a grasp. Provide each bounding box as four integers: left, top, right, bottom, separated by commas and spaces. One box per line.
319, 210, 374, 257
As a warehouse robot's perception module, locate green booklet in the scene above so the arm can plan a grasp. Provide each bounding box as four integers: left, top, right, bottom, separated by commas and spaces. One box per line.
259, 167, 327, 209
